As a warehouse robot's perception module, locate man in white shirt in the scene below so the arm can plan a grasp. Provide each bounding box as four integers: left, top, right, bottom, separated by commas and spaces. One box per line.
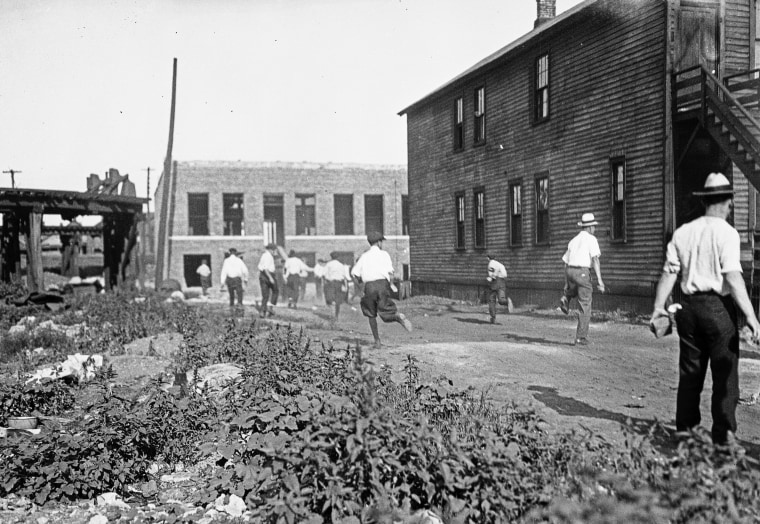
324, 251, 351, 319
351, 231, 412, 348
220, 248, 249, 312
486, 254, 508, 324
559, 213, 605, 345
651, 172, 760, 447
313, 259, 326, 300
257, 243, 279, 318
283, 250, 311, 309
196, 259, 211, 297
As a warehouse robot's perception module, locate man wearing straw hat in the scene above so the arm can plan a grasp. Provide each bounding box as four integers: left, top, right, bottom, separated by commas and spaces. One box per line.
651, 172, 760, 447
559, 212, 606, 345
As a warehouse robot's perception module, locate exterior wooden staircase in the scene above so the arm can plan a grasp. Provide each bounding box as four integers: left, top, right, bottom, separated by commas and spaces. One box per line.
674, 65, 760, 304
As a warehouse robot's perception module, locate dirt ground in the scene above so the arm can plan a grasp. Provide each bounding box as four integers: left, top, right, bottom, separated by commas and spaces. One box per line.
190, 283, 760, 458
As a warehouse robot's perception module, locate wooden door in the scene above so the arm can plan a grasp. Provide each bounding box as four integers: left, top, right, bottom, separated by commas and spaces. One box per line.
676, 2, 719, 74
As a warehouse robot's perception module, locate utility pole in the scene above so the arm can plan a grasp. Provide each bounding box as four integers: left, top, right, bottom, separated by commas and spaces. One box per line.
143, 167, 153, 215
3, 169, 21, 188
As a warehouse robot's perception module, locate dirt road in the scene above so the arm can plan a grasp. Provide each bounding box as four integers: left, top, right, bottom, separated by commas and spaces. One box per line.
197, 288, 760, 455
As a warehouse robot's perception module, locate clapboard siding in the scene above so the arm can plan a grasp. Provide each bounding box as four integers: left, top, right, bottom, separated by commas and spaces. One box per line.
405, 0, 756, 307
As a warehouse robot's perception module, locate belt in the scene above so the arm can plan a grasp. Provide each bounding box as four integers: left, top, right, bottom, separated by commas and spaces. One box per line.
567, 266, 590, 270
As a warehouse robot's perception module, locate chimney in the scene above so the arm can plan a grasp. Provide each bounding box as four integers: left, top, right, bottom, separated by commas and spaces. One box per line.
534, 0, 556, 28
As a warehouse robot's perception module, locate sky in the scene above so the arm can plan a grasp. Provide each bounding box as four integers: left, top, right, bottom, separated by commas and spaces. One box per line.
0, 0, 584, 202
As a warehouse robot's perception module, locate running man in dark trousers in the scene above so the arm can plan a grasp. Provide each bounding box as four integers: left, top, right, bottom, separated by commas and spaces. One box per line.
651, 172, 760, 447
559, 212, 605, 345
257, 243, 279, 318
351, 232, 412, 348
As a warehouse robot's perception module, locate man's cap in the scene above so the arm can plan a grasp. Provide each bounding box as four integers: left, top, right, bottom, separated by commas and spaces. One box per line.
329, 251, 340, 259
317, 258, 327, 263
693, 172, 734, 196
265, 243, 277, 250
486, 253, 495, 259
228, 248, 238, 255
577, 213, 598, 227
288, 249, 296, 257
367, 231, 386, 244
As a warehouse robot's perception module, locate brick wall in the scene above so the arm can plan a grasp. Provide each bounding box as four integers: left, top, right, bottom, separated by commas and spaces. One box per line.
160, 161, 410, 289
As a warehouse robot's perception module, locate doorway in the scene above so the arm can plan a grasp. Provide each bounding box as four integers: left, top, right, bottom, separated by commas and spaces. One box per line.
184, 254, 211, 287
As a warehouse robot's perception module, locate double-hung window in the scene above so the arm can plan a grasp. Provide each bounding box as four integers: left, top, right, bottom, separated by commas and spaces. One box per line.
223, 193, 244, 236
535, 53, 550, 122
535, 176, 550, 244
187, 193, 209, 235
454, 97, 464, 151
611, 157, 627, 241
455, 193, 466, 250
474, 188, 485, 248
510, 183, 523, 246
295, 194, 316, 235
474, 86, 486, 144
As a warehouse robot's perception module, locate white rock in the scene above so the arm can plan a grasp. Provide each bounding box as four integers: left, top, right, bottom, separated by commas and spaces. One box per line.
96, 492, 130, 510
88, 515, 108, 524
170, 290, 186, 302
224, 494, 246, 518
190, 363, 243, 394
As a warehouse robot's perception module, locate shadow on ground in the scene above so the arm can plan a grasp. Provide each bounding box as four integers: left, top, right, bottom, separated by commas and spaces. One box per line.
528, 385, 760, 462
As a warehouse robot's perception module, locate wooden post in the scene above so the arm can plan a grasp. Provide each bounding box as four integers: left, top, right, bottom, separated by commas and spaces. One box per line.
25, 208, 44, 293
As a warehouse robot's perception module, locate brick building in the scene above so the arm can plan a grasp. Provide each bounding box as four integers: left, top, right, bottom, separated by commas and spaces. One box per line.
399, 0, 760, 312
153, 161, 409, 293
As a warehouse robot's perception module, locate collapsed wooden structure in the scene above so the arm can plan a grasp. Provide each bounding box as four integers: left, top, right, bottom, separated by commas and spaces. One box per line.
0, 187, 147, 292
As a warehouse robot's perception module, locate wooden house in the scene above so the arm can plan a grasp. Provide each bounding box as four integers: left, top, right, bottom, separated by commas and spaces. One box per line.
398, 0, 760, 312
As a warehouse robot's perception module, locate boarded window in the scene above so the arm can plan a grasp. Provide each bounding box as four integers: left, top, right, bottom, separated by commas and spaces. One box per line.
611, 157, 627, 241
187, 193, 209, 236
510, 183, 522, 246
535, 54, 550, 121
454, 97, 464, 151
295, 194, 316, 235
474, 86, 486, 144
334, 194, 354, 235
474, 188, 485, 248
223, 193, 244, 236
401, 194, 409, 235
455, 192, 466, 249
535, 176, 550, 244
364, 195, 384, 236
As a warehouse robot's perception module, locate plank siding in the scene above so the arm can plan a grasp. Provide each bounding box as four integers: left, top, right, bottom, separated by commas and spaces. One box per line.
407, 0, 667, 300
405, 0, 756, 310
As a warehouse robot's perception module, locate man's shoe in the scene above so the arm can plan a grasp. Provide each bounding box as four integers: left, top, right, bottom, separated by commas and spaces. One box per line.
559, 296, 569, 315
490, 317, 496, 324
398, 313, 413, 332
373, 340, 382, 349
574, 338, 588, 346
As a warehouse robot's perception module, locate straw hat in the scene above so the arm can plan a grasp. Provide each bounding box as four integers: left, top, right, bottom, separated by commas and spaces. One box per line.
577, 213, 598, 227
693, 172, 733, 196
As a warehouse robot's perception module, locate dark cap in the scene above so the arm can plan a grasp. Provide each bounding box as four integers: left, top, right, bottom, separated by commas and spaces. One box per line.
228, 248, 238, 255
329, 251, 340, 259
367, 231, 385, 244
288, 249, 296, 257
265, 243, 277, 250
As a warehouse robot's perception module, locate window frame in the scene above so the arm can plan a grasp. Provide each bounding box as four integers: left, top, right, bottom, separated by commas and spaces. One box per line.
534, 175, 550, 245
473, 86, 486, 145
455, 192, 466, 250
509, 182, 523, 247
454, 96, 464, 151
401, 194, 410, 236
333, 194, 354, 235
187, 192, 209, 236
295, 193, 317, 236
610, 156, 627, 242
364, 194, 384, 236
534, 53, 550, 123
222, 193, 244, 236
473, 187, 486, 249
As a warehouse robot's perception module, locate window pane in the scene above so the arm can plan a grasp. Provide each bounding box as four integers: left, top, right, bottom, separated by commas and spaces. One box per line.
474, 190, 485, 248
365, 195, 384, 235
296, 194, 316, 235
223, 193, 244, 236
188, 193, 209, 236
334, 194, 354, 235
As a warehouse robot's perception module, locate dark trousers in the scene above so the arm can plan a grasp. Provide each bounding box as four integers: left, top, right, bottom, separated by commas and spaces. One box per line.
360, 279, 400, 323
675, 293, 739, 444
200, 275, 211, 295
563, 266, 593, 339
226, 277, 243, 307
286, 274, 301, 306
259, 273, 278, 307
488, 277, 507, 320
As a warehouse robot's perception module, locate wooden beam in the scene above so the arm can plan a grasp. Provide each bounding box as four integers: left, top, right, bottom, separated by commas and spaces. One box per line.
25, 209, 43, 293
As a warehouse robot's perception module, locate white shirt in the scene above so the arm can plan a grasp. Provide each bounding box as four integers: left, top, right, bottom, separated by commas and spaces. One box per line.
257, 250, 276, 273
487, 259, 507, 279
324, 259, 349, 281
196, 263, 211, 277
562, 230, 601, 268
664, 216, 742, 296
351, 245, 394, 282
313, 263, 326, 278
220, 255, 249, 283
283, 256, 310, 278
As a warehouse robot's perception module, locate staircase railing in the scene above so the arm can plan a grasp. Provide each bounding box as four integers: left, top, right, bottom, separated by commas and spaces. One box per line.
674, 64, 760, 184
